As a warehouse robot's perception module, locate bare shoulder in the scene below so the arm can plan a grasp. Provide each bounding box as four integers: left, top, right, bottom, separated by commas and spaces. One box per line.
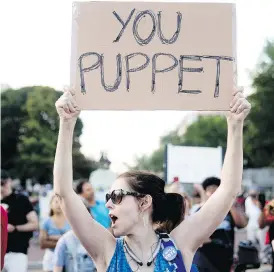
170, 224, 196, 270
170, 216, 193, 250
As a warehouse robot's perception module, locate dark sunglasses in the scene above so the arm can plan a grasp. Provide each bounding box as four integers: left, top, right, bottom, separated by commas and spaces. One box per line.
106, 189, 145, 204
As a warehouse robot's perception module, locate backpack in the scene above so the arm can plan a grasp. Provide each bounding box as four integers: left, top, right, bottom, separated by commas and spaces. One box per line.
64, 233, 97, 272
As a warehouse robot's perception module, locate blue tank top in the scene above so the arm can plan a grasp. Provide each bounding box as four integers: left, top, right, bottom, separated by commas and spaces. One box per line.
107, 238, 199, 272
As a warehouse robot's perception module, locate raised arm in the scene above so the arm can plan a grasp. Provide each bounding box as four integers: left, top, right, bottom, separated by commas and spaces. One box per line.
171, 88, 251, 252
53, 88, 115, 266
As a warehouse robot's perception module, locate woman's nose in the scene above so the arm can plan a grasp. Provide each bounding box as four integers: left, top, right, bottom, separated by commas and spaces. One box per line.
105, 198, 114, 209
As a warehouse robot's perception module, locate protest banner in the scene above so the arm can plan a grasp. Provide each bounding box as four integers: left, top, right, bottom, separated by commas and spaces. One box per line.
70, 1, 236, 110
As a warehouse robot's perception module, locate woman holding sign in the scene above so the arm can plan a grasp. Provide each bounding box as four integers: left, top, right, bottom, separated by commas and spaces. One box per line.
53, 86, 250, 272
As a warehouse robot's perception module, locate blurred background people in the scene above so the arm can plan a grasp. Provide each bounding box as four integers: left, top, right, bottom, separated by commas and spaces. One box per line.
1, 205, 8, 270
245, 187, 269, 262
75, 180, 110, 229
259, 199, 274, 272
53, 199, 97, 272
39, 195, 70, 272
1, 169, 39, 272
193, 177, 248, 272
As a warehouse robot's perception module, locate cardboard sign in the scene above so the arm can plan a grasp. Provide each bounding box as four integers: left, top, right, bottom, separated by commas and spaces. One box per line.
70, 1, 236, 110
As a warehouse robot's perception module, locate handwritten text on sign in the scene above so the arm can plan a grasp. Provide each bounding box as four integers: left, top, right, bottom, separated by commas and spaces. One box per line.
71, 2, 236, 110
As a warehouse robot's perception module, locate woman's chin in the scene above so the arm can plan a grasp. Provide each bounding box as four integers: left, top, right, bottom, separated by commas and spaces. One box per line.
112, 225, 127, 238
113, 228, 123, 238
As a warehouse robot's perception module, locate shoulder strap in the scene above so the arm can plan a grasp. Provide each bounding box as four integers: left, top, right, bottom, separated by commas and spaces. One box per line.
158, 233, 199, 272
64, 234, 78, 272
158, 232, 187, 272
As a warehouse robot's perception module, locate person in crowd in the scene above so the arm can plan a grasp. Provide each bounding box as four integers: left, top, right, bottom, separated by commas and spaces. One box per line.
53, 199, 97, 272
181, 192, 192, 217
1, 205, 8, 270
189, 192, 201, 215
245, 187, 268, 261
75, 180, 110, 229
192, 177, 248, 272
40, 195, 71, 272
1, 169, 39, 272
259, 199, 274, 272
53, 86, 250, 271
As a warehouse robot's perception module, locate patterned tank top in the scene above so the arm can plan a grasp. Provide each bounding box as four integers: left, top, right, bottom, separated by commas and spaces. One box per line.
107, 238, 199, 272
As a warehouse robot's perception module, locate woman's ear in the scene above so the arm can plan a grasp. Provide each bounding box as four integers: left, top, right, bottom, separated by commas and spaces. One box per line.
139, 195, 153, 212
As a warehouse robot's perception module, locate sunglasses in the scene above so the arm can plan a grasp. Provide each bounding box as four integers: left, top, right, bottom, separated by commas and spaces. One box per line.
106, 189, 145, 204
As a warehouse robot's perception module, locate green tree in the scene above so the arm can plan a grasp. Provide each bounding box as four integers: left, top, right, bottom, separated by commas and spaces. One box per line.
182, 115, 227, 148
244, 40, 274, 167
131, 146, 166, 173
131, 115, 227, 173
1, 86, 98, 183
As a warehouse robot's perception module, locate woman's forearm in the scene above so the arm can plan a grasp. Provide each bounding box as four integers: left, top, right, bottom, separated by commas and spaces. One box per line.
220, 121, 243, 196
40, 239, 57, 249
16, 222, 38, 232
53, 119, 76, 197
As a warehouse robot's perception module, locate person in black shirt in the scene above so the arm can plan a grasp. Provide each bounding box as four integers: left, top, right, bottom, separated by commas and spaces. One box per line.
1, 169, 39, 272
193, 177, 248, 272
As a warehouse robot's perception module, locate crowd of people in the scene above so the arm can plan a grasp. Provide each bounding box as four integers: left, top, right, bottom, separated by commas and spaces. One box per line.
1, 169, 274, 271
1, 172, 111, 272
1, 87, 274, 272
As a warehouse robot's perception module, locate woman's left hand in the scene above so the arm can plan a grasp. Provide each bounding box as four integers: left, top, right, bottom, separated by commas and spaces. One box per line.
227, 87, 251, 123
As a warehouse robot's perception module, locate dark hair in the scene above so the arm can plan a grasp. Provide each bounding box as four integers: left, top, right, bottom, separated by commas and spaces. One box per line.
118, 171, 185, 233
49, 195, 57, 217
75, 180, 89, 194
1, 169, 10, 181
202, 177, 221, 190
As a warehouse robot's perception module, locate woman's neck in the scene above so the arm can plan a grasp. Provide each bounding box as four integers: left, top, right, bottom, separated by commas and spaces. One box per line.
52, 212, 64, 219
125, 225, 159, 261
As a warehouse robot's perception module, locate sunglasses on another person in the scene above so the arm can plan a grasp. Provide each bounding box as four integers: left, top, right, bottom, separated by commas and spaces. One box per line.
106, 189, 145, 204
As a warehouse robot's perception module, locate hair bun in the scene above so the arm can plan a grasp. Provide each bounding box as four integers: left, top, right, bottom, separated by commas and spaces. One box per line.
154, 192, 184, 233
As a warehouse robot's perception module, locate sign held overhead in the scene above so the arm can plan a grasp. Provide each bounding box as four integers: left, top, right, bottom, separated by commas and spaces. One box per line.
70, 1, 236, 110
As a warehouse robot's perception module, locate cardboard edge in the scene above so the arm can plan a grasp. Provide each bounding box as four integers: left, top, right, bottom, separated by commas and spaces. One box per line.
70, 2, 80, 88
232, 2, 237, 88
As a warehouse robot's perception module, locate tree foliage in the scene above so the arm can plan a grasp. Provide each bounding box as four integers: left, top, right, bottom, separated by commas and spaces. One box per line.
131, 116, 227, 173
1, 86, 98, 184
182, 115, 227, 148
244, 40, 274, 167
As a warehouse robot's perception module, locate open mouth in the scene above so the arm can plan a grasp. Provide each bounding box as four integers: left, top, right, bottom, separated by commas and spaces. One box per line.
110, 214, 118, 225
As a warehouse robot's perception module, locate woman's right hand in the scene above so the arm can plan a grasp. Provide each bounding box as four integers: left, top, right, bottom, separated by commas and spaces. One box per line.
55, 86, 81, 121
